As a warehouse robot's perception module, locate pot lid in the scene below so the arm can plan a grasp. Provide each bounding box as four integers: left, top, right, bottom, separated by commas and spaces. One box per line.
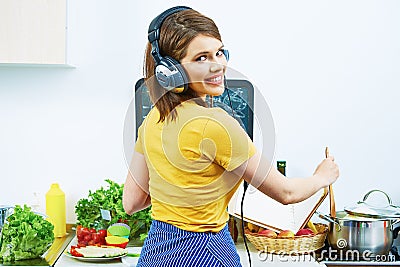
344, 190, 400, 219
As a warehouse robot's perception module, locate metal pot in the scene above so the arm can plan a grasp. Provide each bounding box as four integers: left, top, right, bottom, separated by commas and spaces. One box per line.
319, 211, 400, 257
318, 190, 400, 258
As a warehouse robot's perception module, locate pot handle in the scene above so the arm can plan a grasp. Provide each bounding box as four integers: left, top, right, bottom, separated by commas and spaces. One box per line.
393, 225, 400, 239
392, 219, 400, 232
359, 189, 400, 209
315, 211, 341, 231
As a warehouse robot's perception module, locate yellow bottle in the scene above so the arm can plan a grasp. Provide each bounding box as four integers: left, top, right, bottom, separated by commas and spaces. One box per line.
46, 183, 66, 237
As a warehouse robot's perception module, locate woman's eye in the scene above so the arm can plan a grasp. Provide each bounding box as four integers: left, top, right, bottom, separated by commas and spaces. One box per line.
195, 50, 225, 61
216, 50, 224, 57
196, 55, 207, 62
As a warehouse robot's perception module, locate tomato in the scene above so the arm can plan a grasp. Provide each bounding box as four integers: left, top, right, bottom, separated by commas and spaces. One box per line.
75, 226, 108, 246
91, 233, 100, 243
98, 229, 107, 238
84, 234, 92, 242
81, 227, 90, 236
70, 246, 83, 257
77, 229, 88, 242
76, 225, 84, 241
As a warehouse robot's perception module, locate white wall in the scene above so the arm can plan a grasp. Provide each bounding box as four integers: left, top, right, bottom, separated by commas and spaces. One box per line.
1, 0, 399, 223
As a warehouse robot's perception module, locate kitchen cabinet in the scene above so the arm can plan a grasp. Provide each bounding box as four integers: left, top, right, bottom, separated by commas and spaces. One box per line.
0, 0, 67, 65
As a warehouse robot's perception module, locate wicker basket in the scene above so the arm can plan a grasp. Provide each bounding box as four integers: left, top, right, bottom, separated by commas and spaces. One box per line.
245, 223, 328, 254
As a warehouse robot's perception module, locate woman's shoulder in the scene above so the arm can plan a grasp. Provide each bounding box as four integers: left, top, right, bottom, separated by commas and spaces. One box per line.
138, 106, 160, 130
179, 101, 233, 120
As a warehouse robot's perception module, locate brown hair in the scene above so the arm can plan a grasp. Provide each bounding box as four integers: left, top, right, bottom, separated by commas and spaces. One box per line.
144, 9, 222, 122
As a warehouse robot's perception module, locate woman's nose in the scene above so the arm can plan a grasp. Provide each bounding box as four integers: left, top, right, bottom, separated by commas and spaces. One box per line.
209, 60, 225, 73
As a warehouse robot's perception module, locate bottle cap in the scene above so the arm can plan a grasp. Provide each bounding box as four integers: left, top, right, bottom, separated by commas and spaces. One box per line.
277, 161, 286, 168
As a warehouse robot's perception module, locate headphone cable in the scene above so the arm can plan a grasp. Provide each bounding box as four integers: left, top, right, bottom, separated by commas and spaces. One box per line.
225, 83, 252, 267
241, 184, 252, 267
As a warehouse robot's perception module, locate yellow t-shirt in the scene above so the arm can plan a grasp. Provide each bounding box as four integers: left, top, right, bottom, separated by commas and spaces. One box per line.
135, 101, 256, 232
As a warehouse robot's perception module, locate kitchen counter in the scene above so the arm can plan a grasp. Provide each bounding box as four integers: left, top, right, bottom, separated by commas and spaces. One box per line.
54, 235, 400, 267
55, 236, 327, 267
4, 227, 400, 266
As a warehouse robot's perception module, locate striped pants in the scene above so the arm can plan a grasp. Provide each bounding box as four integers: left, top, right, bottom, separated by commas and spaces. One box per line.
137, 220, 242, 267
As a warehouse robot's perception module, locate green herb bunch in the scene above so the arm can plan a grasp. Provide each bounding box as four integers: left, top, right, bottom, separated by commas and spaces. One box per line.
0, 205, 54, 262
75, 179, 152, 240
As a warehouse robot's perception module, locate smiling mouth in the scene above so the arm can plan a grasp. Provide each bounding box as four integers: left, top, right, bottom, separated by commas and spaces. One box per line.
204, 75, 223, 85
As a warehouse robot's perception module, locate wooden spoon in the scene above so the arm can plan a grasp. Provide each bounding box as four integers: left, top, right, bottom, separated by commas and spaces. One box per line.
325, 147, 336, 217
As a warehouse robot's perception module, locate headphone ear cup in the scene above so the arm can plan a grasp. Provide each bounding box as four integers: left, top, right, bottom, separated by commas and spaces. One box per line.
155, 56, 188, 93
167, 56, 189, 93
223, 49, 229, 61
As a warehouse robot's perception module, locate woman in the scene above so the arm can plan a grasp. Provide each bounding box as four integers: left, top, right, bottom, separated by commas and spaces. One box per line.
123, 6, 339, 267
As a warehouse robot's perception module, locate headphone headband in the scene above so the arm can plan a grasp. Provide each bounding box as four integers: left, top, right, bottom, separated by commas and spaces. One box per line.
147, 6, 192, 93
148, 6, 191, 44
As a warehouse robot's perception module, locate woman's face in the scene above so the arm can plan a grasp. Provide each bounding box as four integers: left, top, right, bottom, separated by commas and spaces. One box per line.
180, 35, 228, 97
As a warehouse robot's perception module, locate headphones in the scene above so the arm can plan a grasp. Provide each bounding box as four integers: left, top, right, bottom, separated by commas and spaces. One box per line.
148, 6, 229, 93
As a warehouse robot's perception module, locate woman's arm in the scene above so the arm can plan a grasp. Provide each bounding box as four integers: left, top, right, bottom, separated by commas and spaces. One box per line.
122, 152, 151, 215
232, 151, 339, 205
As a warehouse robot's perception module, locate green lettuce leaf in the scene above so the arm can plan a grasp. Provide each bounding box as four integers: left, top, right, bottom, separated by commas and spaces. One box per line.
75, 179, 152, 238
0, 205, 54, 262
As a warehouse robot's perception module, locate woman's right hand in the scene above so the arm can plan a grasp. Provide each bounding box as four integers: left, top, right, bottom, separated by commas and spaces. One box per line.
313, 156, 339, 187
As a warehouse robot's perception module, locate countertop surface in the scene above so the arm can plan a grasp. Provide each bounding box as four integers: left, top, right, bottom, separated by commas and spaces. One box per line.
55, 236, 327, 267
3, 232, 400, 266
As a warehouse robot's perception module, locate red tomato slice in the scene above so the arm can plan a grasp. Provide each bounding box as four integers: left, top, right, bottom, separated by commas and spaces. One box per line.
70, 246, 83, 257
